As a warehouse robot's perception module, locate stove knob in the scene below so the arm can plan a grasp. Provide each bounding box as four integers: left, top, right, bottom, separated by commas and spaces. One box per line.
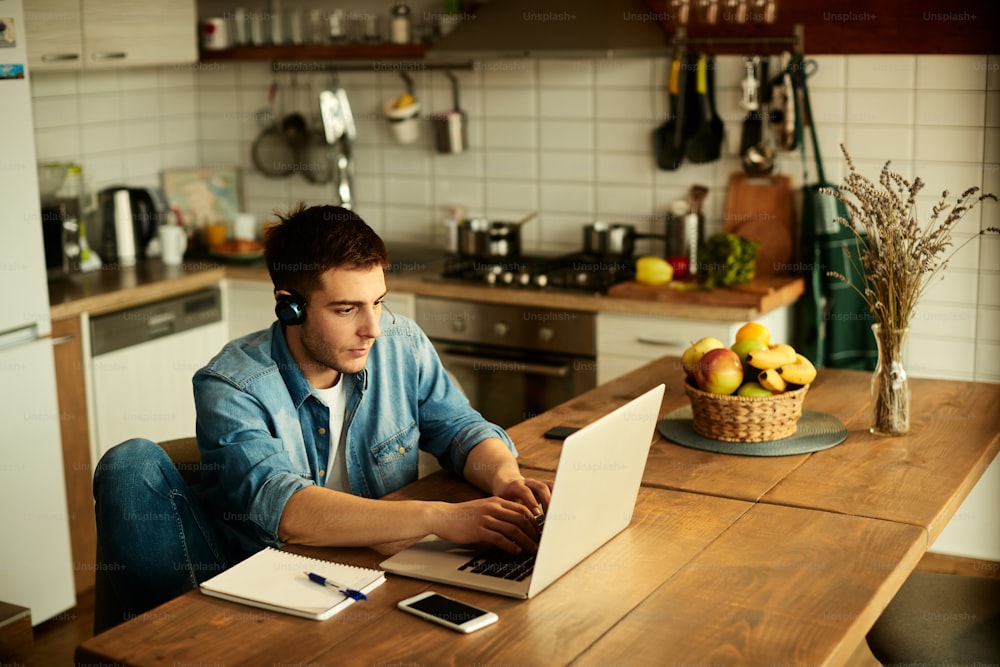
535, 274, 549, 288
451, 319, 467, 333
493, 322, 509, 337
538, 326, 554, 342
501, 271, 515, 285
486, 272, 497, 285
518, 272, 531, 286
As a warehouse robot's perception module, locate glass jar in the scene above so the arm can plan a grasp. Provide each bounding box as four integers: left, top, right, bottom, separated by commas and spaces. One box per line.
870, 324, 910, 436
390, 0, 412, 44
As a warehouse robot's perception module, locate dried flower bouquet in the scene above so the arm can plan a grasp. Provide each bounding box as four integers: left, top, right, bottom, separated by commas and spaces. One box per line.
821, 145, 997, 435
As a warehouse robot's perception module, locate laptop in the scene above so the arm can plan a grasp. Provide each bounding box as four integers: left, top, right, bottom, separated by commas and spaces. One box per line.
379, 383, 665, 599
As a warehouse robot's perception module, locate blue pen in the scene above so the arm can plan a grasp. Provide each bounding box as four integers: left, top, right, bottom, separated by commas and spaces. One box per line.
304, 572, 368, 601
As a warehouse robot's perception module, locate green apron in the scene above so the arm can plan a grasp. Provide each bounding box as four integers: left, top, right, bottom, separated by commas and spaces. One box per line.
791, 57, 877, 370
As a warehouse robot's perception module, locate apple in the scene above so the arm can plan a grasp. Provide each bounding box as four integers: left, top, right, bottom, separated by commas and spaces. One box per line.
693, 348, 744, 395
730, 338, 768, 376
682, 336, 725, 377
666, 256, 690, 279
737, 381, 773, 397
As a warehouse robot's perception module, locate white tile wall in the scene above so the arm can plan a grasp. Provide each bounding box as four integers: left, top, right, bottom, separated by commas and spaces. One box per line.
30, 54, 1000, 382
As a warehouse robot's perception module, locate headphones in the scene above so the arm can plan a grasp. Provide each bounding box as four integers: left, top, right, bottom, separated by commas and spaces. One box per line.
274, 289, 307, 326
274, 288, 398, 327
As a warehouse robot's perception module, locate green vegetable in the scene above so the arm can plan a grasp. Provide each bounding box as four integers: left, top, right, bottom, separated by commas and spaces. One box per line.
698, 233, 759, 288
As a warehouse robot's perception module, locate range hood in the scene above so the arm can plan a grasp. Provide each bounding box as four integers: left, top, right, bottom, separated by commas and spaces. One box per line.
427, 0, 672, 60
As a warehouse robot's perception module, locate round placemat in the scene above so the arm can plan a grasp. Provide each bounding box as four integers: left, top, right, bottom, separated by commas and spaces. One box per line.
657, 407, 848, 457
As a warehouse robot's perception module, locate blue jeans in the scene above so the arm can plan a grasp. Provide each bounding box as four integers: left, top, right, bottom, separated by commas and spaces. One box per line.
93, 438, 235, 632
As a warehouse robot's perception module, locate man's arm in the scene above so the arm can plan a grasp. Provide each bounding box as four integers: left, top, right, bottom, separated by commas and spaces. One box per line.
277, 480, 543, 554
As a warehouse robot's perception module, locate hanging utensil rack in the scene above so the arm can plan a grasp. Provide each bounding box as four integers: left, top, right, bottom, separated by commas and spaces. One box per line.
669, 24, 804, 55
270, 60, 474, 73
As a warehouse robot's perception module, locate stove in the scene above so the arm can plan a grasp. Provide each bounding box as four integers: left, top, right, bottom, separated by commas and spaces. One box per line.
440, 252, 634, 293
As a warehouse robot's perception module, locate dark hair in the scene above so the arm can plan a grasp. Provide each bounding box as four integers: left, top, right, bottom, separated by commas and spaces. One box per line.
264, 204, 389, 296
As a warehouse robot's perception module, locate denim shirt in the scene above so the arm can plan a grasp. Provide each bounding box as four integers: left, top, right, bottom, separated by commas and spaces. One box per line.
191, 313, 516, 558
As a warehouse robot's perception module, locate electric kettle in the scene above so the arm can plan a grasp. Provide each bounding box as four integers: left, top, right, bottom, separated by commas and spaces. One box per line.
95, 187, 160, 265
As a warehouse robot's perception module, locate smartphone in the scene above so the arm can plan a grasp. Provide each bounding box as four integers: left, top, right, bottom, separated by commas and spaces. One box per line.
543, 425, 579, 440
397, 591, 499, 633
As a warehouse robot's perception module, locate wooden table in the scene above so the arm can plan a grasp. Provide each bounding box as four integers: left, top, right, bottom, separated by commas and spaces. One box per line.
75, 357, 999, 666
509, 357, 1000, 535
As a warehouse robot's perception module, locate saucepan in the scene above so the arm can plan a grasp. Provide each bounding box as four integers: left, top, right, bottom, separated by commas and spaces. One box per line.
457, 211, 536, 259
583, 222, 637, 258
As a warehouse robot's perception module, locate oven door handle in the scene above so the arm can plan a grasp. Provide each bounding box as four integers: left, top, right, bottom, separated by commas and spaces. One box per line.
440, 351, 570, 378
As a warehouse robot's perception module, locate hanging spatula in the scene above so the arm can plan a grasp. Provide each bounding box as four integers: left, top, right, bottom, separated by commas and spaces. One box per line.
653, 52, 684, 170
685, 54, 724, 164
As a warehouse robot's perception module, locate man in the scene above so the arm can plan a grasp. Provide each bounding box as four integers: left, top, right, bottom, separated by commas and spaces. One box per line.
93, 205, 549, 629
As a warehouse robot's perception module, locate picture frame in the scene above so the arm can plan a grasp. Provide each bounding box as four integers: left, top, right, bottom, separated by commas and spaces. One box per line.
160, 166, 243, 229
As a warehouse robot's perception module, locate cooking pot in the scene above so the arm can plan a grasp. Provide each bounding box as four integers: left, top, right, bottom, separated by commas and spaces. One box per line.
457, 218, 522, 259
583, 222, 636, 258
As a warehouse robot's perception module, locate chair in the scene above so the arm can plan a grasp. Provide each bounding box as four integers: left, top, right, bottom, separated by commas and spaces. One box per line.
157, 436, 203, 486
93, 435, 442, 634
93, 437, 202, 634
866, 571, 1000, 664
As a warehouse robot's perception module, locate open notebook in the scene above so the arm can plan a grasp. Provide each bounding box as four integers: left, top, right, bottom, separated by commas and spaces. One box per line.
200, 547, 385, 620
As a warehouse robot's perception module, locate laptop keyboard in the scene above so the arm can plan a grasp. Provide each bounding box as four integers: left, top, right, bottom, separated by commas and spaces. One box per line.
458, 514, 544, 582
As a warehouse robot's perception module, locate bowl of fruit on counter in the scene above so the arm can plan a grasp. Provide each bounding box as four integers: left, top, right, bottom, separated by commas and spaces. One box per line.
681, 322, 817, 443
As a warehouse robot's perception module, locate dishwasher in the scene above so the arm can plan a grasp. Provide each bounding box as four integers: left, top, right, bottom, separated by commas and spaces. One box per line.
89, 286, 227, 462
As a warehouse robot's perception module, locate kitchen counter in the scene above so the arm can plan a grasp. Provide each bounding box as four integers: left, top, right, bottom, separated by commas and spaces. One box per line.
228, 263, 804, 321
48, 260, 226, 320
49, 253, 803, 323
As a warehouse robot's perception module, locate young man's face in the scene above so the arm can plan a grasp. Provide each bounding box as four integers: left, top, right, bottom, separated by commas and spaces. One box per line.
285, 265, 386, 389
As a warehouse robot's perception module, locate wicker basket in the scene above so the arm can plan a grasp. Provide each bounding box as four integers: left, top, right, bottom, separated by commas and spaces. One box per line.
684, 378, 808, 442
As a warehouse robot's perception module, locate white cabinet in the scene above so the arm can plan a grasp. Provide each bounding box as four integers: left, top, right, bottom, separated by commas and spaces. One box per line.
596, 307, 791, 384
23, 0, 83, 69
88, 287, 228, 461
91, 319, 228, 459
225, 279, 275, 340
384, 291, 416, 320
26, 0, 197, 71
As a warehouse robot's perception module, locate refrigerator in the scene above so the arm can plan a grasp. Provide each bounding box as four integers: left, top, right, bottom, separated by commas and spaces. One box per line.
0, 0, 76, 624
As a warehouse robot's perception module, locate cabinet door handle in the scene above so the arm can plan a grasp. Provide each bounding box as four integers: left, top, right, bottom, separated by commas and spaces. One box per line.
91, 52, 128, 61
51, 335, 76, 346
635, 337, 684, 347
41, 53, 81, 62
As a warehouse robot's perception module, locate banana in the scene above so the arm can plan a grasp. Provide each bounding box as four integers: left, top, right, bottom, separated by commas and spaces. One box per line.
777, 354, 817, 385
746, 343, 797, 370
758, 368, 787, 393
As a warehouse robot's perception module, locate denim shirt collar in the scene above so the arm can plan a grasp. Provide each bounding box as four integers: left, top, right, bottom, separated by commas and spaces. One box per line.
269, 321, 368, 408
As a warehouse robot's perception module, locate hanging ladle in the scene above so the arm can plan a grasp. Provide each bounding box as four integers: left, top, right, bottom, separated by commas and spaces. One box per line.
742, 58, 776, 174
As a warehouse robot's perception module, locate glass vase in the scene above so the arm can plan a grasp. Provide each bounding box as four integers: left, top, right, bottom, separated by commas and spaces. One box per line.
870, 324, 911, 436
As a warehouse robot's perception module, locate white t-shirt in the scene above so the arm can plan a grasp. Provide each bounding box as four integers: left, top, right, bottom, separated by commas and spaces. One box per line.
312, 377, 349, 492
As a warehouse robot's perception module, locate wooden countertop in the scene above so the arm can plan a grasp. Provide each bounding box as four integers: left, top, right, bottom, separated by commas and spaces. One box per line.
48, 254, 803, 323
229, 262, 805, 321
48, 260, 226, 320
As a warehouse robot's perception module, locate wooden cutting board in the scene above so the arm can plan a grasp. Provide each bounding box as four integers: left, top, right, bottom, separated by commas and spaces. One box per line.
723, 172, 795, 276
606, 275, 804, 313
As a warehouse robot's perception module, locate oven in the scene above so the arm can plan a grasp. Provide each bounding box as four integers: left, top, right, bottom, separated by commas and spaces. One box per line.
415, 296, 596, 428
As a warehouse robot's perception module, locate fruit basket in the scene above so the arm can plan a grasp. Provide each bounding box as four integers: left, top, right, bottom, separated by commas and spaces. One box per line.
684, 378, 808, 442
